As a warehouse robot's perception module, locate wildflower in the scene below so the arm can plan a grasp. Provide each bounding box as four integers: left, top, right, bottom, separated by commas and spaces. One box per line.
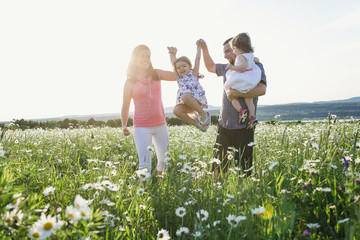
43, 186, 55, 196
147, 146, 154, 151
342, 156, 349, 171
108, 184, 120, 191
78, 205, 91, 220
306, 223, 320, 228
196, 209, 209, 222
6, 195, 24, 210
261, 205, 274, 220
0, 149, 5, 157
302, 182, 310, 189
247, 142, 257, 147
29, 213, 64, 239
176, 227, 189, 237
137, 188, 145, 195
226, 194, 234, 199
321, 187, 331, 192
65, 206, 81, 224
175, 207, 186, 218
209, 158, 221, 165
3, 209, 24, 226
303, 230, 311, 236
213, 220, 221, 226
338, 218, 350, 224
251, 206, 265, 215
356, 178, 360, 185
193, 231, 201, 238
312, 143, 319, 150
135, 168, 151, 180
81, 183, 95, 191
157, 228, 170, 240
74, 195, 92, 209
226, 214, 246, 227
268, 161, 278, 170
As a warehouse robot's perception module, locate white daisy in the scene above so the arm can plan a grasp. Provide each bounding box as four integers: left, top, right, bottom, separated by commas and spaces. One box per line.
196, 209, 209, 222
43, 186, 55, 196
251, 206, 265, 215
176, 227, 189, 237
306, 223, 320, 228
175, 207, 186, 218
157, 228, 170, 240
65, 205, 81, 224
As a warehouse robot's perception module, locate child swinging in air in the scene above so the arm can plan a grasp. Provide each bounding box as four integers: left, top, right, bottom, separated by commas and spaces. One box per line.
168, 43, 211, 132
224, 32, 262, 128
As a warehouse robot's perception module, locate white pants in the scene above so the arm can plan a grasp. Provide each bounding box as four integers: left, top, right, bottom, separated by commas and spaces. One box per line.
133, 124, 169, 173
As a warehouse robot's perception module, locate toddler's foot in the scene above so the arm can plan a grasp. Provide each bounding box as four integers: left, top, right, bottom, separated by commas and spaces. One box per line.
238, 108, 248, 124
247, 115, 258, 129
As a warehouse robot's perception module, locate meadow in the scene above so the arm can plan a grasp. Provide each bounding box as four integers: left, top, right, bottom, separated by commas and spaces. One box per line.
0, 117, 359, 239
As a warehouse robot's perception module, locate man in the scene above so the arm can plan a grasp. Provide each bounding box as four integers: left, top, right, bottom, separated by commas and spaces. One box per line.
197, 38, 267, 178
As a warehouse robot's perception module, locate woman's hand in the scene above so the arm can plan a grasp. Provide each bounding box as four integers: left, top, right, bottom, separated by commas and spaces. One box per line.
123, 127, 131, 136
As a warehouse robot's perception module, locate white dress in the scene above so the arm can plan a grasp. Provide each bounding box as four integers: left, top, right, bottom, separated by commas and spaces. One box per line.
224, 53, 261, 93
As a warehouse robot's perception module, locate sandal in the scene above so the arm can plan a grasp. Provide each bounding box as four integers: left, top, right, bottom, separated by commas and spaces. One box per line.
247, 115, 258, 129
196, 112, 211, 132
239, 108, 248, 124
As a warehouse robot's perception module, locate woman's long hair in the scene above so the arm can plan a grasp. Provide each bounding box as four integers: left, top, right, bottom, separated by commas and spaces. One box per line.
126, 44, 159, 82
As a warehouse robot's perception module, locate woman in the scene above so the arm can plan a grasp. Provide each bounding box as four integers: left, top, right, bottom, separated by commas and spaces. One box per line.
121, 45, 176, 176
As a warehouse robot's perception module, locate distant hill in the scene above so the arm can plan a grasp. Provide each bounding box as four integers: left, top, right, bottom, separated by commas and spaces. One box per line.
2, 96, 359, 123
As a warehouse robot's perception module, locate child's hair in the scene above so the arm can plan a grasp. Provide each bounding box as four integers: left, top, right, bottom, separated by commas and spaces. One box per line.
126, 44, 159, 82
231, 33, 254, 53
173, 56, 204, 79
173, 56, 192, 76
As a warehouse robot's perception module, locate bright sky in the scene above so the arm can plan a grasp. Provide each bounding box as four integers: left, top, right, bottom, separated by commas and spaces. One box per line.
1, 0, 360, 122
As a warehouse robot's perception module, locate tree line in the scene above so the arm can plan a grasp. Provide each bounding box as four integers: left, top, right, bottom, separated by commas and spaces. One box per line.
0, 116, 220, 130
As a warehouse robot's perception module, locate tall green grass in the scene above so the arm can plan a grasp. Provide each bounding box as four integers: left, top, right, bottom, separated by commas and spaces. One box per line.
0, 119, 359, 239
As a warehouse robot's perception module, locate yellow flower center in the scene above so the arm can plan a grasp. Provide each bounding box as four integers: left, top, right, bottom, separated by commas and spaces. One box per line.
68, 213, 74, 219
43, 222, 53, 230
88, 186, 93, 189
12, 199, 18, 205
5, 218, 11, 223
49, 191, 52, 194
33, 232, 40, 238
81, 211, 86, 217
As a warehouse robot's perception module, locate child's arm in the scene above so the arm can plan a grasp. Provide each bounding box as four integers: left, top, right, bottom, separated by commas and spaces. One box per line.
167, 46, 177, 65
226, 55, 248, 73
193, 42, 201, 77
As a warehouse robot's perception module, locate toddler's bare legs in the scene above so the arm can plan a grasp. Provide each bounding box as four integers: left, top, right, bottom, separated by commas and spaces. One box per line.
231, 99, 242, 112
173, 104, 198, 127
180, 94, 209, 124
244, 97, 255, 118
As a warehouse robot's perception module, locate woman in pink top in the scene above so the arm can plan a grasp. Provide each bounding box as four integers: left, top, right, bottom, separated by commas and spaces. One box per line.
121, 45, 177, 176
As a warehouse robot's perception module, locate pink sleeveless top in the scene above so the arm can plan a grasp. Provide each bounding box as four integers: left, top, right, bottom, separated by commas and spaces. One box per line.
132, 76, 166, 127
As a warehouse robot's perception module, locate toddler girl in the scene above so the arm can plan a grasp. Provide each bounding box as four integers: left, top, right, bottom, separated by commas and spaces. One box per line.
168, 44, 210, 131
224, 32, 261, 128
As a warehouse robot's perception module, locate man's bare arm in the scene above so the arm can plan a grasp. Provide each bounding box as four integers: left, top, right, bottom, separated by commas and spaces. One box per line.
227, 82, 267, 101
197, 39, 216, 73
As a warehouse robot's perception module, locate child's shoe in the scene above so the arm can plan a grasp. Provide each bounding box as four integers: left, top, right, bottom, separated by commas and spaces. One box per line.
238, 108, 248, 124
247, 115, 258, 129
196, 112, 211, 132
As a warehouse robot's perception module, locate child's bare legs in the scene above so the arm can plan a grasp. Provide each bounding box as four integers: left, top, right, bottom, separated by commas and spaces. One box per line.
232, 98, 248, 124
244, 97, 258, 128
173, 103, 199, 127
231, 99, 242, 112
244, 97, 255, 118
180, 94, 209, 125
